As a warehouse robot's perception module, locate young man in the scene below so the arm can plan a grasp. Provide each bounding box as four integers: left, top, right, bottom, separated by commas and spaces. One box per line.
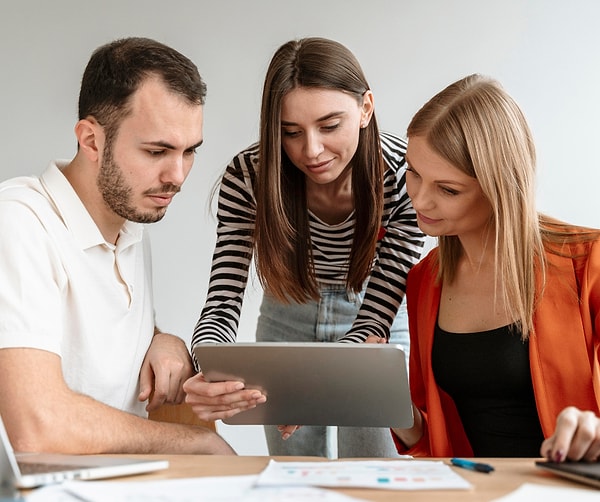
0, 37, 235, 455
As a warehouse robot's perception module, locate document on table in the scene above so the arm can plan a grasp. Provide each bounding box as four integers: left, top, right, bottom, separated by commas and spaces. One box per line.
256, 459, 472, 490
491, 482, 600, 501
25, 475, 368, 502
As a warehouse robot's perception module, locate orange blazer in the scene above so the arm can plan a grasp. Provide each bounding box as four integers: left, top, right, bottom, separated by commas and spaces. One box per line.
395, 240, 600, 457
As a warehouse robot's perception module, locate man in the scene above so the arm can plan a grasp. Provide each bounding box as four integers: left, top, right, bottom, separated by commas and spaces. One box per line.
0, 37, 234, 455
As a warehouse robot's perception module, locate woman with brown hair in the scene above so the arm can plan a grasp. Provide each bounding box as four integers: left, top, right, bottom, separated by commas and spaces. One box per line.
185, 37, 424, 457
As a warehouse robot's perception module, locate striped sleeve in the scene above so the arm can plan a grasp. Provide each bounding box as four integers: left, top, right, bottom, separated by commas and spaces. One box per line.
339, 132, 425, 343
190, 145, 258, 367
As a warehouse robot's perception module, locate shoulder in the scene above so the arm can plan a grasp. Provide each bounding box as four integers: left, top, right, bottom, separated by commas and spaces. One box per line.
379, 131, 407, 178
541, 229, 600, 291
409, 248, 438, 280
224, 143, 259, 184
379, 130, 407, 153
569, 236, 600, 277
228, 143, 259, 170
0, 174, 44, 200
0, 176, 55, 226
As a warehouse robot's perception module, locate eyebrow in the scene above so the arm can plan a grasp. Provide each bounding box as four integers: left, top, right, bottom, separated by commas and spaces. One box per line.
281, 111, 346, 126
142, 139, 204, 151
405, 156, 472, 187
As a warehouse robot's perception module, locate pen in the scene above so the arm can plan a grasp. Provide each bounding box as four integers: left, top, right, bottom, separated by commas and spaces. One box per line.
450, 457, 494, 473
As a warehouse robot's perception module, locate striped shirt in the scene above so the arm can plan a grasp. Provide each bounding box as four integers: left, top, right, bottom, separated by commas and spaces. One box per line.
191, 131, 425, 355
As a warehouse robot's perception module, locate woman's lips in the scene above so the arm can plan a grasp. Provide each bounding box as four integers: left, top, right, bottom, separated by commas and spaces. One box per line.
305, 159, 333, 172
417, 212, 442, 225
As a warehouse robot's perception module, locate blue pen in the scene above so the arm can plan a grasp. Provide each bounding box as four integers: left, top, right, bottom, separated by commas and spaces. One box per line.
450, 457, 494, 473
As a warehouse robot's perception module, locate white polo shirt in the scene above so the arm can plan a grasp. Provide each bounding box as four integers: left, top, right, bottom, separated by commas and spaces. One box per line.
0, 161, 154, 416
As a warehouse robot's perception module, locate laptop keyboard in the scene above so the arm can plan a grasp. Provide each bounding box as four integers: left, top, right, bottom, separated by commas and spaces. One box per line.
18, 461, 84, 475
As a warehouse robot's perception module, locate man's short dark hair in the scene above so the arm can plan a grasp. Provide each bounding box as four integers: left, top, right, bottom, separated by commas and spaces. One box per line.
78, 37, 207, 136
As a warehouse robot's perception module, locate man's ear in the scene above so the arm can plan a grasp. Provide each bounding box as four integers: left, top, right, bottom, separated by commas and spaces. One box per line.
74, 118, 104, 163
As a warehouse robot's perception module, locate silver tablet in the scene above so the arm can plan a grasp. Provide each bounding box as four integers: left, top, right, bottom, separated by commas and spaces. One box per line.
194, 342, 413, 427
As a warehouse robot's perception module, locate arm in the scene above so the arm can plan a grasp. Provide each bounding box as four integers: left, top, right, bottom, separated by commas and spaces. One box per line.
190, 149, 257, 362
138, 328, 195, 412
186, 147, 267, 419
341, 134, 425, 342
392, 404, 425, 449
0, 192, 233, 455
540, 238, 600, 462
0, 348, 235, 455
391, 252, 441, 456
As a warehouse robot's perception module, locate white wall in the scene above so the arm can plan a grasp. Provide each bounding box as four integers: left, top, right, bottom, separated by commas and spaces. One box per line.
1, 0, 599, 455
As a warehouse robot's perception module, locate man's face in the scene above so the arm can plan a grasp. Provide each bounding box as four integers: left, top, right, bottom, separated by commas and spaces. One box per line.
97, 77, 204, 224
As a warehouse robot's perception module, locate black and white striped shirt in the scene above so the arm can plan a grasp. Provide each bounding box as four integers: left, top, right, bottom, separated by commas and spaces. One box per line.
192, 131, 425, 353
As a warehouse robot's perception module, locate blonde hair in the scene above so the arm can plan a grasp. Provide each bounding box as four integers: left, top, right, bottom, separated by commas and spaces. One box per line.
407, 74, 541, 338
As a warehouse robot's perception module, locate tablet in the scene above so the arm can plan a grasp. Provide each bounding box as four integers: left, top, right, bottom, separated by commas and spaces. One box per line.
193, 342, 413, 427
535, 460, 600, 489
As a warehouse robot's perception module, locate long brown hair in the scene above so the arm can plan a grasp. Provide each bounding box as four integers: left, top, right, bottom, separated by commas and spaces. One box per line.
254, 37, 385, 303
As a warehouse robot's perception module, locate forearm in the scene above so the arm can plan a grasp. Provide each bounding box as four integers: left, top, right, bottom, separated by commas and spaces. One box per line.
391, 404, 424, 450
12, 392, 234, 455
0, 349, 234, 456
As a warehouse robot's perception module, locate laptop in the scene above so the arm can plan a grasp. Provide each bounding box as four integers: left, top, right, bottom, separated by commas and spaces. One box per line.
0, 414, 168, 491
194, 342, 414, 427
535, 460, 600, 489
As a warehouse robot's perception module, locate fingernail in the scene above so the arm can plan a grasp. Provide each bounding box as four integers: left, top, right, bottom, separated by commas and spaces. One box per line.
282, 433, 290, 440
554, 450, 565, 462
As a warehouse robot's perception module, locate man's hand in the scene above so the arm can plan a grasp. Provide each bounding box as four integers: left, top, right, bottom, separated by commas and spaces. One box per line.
138, 332, 195, 411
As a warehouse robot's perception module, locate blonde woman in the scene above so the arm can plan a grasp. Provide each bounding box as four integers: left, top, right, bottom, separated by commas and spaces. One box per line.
392, 74, 600, 461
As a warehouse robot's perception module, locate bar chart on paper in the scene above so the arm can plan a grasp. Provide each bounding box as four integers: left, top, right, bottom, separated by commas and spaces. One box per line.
256, 459, 472, 490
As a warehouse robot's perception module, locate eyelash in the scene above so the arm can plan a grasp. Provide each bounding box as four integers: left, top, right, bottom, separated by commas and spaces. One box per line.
406, 167, 459, 196
147, 149, 197, 156
282, 123, 341, 137
441, 187, 459, 196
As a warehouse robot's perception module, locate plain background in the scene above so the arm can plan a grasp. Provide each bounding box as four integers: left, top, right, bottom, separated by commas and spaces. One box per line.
1, 0, 599, 455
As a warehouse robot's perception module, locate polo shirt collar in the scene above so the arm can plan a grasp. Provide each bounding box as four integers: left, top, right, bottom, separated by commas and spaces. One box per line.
40, 160, 144, 250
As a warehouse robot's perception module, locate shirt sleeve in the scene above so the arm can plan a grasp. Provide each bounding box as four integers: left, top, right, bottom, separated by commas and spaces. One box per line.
0, 199, 66, 354
340, 133, 425, 342
190, 148, 257, 368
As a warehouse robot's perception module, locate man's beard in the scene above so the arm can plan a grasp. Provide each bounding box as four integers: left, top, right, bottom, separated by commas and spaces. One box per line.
96, 141, 178, 224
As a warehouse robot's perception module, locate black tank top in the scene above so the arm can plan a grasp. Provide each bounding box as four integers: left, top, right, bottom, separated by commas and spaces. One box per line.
432, 323, 544, 457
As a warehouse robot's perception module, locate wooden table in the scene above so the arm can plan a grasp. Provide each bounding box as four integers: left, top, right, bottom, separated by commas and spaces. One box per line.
83, 455, 590, 501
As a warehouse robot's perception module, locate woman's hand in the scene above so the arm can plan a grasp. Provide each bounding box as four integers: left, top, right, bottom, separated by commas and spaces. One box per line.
183, 372, 267, 422
277, 425, 302, 440
364, 335, 386, 344
541, 406, 600, 462
391, 404, 424, 450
